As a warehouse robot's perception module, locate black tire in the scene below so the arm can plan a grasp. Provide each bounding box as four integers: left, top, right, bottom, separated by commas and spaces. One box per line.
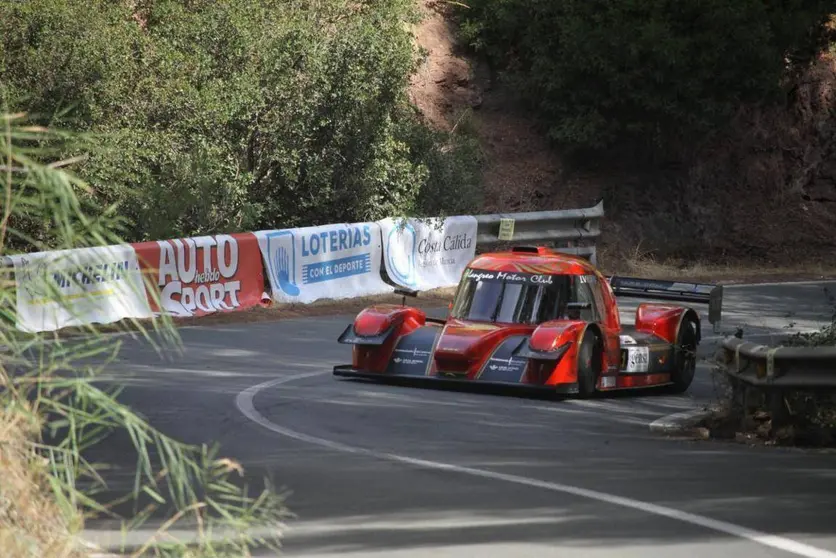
576, 328, 602, 398
668, 317, 698, 393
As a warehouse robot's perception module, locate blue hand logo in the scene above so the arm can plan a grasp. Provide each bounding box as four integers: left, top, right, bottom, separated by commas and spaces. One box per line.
274, 245, 300, 296
266, 231, 300, 297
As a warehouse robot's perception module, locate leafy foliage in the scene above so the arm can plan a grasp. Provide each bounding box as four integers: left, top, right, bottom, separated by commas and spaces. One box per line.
455, 0, 835, 151
0, 108, 288, 556
400, 107, 485, 219
783, 286, 836, 347
0, 0, 483, 247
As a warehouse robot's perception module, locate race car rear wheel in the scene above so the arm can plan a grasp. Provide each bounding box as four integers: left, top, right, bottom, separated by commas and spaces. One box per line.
668, 317, 698, 393
576, 328, 602, 398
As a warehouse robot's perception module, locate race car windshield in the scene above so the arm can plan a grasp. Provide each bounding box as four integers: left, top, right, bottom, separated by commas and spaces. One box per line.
450, 269, 584, 324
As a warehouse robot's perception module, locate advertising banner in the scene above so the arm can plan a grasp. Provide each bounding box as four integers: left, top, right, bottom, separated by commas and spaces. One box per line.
255, 222, 392, 304
378, 215, 477, 291
132, 233, 266, 318
9, 245, 153, 333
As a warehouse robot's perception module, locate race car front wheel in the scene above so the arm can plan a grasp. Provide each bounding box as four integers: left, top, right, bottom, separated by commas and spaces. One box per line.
576, 328, 602, 398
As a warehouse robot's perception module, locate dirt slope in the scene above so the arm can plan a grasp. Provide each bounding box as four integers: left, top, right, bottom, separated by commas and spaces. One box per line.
407, 1, 592, 215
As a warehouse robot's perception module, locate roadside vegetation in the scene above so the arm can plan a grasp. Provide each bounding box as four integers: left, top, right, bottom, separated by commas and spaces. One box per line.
0, 0, 483, 248
455, 1, 833, 153
0, 110, 288, 556
451, 1, 836, 267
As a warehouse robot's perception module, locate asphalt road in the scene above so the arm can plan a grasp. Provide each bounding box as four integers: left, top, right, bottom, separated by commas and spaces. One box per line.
83, 280, 836, 558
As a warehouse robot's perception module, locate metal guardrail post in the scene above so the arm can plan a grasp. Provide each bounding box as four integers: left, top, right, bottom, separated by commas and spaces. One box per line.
473, 199, 604, 264
720, 337, 836, 390
718, 336, 836, 433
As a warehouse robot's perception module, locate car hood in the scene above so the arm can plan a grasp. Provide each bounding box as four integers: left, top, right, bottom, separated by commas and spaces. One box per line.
433, 319, 534, 372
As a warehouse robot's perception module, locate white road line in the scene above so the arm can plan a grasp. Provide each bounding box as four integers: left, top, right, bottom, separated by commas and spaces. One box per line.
235, 372, 836, 558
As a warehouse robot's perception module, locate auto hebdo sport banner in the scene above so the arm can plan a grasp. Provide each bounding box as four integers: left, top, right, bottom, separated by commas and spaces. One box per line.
255, 222, 393, 304
378, 215, 477, 291
132, 233, 266, 318
9, 245, 153, 333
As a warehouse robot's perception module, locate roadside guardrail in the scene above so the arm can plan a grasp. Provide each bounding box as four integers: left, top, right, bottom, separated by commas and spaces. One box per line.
719, 337, 836, 390
474, 199, 603, 264
715, 336, 836, 431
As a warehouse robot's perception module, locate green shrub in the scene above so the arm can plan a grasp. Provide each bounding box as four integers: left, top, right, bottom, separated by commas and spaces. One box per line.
455, 0, 834, 152
399, 108, 485, 218
0, 0, 483, 247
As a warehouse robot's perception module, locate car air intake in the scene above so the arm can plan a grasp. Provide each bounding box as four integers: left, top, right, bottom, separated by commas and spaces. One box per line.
511, 246, 544, 254
433, 354, 472, 374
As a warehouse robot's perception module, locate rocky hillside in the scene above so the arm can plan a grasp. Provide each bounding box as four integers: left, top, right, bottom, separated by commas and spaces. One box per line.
407, 1, 836, 273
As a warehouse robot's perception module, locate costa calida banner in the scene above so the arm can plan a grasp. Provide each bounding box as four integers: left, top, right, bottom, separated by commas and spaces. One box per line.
9, 245, 153, 332
132, 233, 267, 318
378, 215, 477, 291
255, 222, 393, 304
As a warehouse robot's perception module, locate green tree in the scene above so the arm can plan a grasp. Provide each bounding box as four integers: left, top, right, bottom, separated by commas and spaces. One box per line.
0, 0, 484, 247
456, 0, 834, 152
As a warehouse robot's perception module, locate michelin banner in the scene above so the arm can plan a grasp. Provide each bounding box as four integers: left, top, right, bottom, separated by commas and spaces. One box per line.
9, 245, 153, 333
378, 215, 477, 291
255, 222, 393, 304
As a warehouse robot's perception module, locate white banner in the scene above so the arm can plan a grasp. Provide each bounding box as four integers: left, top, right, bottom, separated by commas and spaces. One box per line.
378, 215, 477, 291
255, 222, 393, 304
9, 245, 153, 333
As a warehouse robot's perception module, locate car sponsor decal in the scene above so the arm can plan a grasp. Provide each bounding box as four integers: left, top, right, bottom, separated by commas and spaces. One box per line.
619, 343, 675, 374
385, 326, 441, 377
476, 335, 529, 383
621, 345, 650, 373
463, 269, 556, 285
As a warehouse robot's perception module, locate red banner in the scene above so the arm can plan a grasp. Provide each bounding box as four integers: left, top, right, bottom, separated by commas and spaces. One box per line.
132, 233, 267, 318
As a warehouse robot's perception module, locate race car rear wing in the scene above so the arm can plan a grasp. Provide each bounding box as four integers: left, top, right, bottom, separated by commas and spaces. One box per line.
607, 276, 723, 330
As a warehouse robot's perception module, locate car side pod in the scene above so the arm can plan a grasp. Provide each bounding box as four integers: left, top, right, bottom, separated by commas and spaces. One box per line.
337, 322, 395, 347
510, 318, 590, 388
339, 303, 427, 343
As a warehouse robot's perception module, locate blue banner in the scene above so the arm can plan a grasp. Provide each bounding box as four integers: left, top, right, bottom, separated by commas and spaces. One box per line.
255, 222, 393, 303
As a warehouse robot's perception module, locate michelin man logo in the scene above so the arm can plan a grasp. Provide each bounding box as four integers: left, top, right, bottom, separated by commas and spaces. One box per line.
386, 221, 417, 287
265, 230, 300, 297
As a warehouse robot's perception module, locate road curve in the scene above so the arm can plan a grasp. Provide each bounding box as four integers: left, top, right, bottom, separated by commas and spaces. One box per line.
85, 281, 836, 558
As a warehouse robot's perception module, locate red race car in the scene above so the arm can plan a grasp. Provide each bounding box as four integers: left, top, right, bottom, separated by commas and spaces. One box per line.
332, 246, 723, 397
